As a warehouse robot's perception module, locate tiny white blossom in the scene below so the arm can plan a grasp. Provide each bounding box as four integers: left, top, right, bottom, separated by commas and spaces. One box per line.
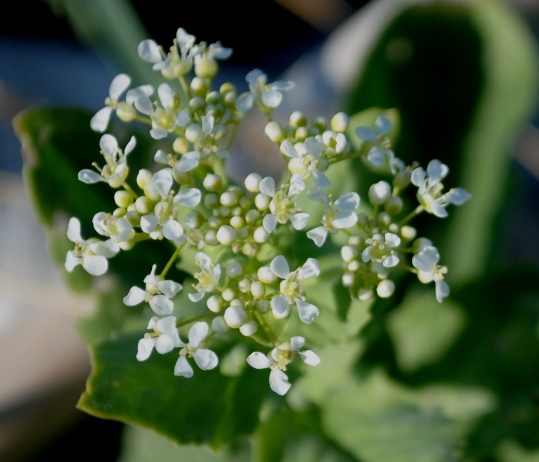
269, 255, 320, 323
65, 217, 119, 276
78, 134, 136, 188
133, 83, 181, 139
362, 232, 402, 268
174, 322, 219, 378
92, 212, 134, 243
412, 245, 450, 303
281, 138, 330, 188
355, 116, 401, 172
307, 188, 360, 246
236, 68, 295, 112
246, 337, 320, 395
140, 169, 200, 243
123, 264, 182, 315
411, 160, 472, 218
259, 174, 309, 233
189, 252, 222, 302
137, 315, 182, 361
90, 73, 131, 132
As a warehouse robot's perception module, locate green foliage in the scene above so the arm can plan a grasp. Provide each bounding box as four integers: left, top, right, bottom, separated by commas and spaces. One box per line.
78, 332, 269, 448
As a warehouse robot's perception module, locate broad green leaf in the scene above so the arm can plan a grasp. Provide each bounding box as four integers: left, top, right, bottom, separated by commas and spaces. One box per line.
118, 424, 253, 462
386, 288, 466, 373
321, 370, 462, 462
78, 331, 269, 448
13, 106, 179, 294
252, 406, 357, 462
14, 107, 115, 228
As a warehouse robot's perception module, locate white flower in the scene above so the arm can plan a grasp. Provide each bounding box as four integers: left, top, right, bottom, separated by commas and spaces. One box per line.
307, 188, 360, 246
174, 322, 219, 378
140, 168, 200, 243
269, 255, 320, 323
139, 27, 202, 78
362, 232, 402, 268
355, 116, 401, 172
133, 83, 181, 139
92, 212, 134, 243
123, 264, 182, 315
259, 174, 309, 234
78, 134, 135, 188
246, 336, 320, 395
412, 245, 450, 303
90, 73, 131, 132
321, 130, 350, 157
64, 217, 119, 276
154, 149, 200, 175
411, 159, 472, 218
188, 252, 222, 302
136, 315, 182, 361
236, 68, 294, 112
281, 138, 331, 188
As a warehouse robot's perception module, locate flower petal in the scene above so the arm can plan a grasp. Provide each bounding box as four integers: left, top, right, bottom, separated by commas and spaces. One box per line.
271, 296, 291, 319
188, 321, 208, 347
299, 350, 321, 366
246, 352, 271, 369
174, 356, 194, 378
136, 337, 155, 361
82, 255, 108, 276
306, 226, 328, 247
269, 369, 291, 395
296, 299, 319, 324
194, 349, 218, 370
176, 188, 201, 207
149, 294, 174, 315
123, 286, 145, 306
270, 255, 290, 279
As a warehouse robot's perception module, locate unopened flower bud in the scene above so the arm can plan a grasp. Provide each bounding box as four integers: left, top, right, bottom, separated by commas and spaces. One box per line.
203, 174, 223, 192
217, 225, 236, 245
377, 279, 395, 298
257, 266, 277, 284
369, 181, 391, 205
240, 321, 258, 336
226, 262, 243, 278
331, 112, 349, 133
224, 305, 247, 328
207, 295, 224, 312
212, 316, 229, 333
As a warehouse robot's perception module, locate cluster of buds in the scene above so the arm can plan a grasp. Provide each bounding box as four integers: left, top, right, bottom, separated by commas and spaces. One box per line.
65, 27, 470, 395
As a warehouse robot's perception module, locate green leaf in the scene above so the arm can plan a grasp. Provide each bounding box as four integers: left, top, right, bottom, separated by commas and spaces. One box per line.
13, 106, 179, 293
386, 288, 466, 373
321, 371, 462, 462
78, 331, 269, 448
119, 425, 221, 462
252, 405, 357, 462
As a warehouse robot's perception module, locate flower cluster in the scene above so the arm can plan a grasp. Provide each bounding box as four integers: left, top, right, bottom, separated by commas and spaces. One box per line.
65, 27, 470, 396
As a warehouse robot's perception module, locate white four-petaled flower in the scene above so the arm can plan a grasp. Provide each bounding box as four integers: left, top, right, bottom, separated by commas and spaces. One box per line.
123, 264, 183, 315
259, 174, 309, 234
174, 322, 219, 378
65, 217, 119, 276
269, 255, 320, 323
137, 315, 182, 361
307, 188, 360, 246
246, 336, 320, 395
411, 159, 471, 218
412, 245, 450, 303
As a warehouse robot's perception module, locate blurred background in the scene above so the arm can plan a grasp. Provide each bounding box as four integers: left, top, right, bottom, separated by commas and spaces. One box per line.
0, 0, 538, 460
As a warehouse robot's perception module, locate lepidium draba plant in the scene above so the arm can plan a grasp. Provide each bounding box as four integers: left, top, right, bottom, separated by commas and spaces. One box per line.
64, 27, 470, 396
